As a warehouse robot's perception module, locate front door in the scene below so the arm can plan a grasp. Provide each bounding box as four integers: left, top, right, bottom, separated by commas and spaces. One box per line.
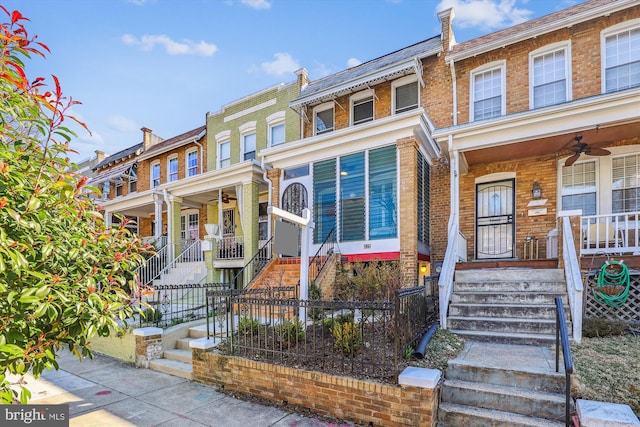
476, 179, 515, 259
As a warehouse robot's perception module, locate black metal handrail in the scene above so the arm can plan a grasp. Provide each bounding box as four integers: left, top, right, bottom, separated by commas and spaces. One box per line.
230, 236, 273, 290
555, 296, 574, 427
306, 225, 336, 288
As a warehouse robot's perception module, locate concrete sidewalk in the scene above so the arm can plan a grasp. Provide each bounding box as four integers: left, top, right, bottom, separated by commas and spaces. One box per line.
13, 350, 355, 427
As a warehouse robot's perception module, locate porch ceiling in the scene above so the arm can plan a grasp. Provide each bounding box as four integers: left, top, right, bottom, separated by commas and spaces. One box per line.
462, 121, 639, 166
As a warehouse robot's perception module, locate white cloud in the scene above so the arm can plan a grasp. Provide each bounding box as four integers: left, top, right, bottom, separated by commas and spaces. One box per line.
436, 0, 533, 31
347, 58, 362, 68
126, 0, 148, 5
121, 34, 218, 57
107, 115, 139, 133
241, 0, 271, 9
259, 53, 300, 76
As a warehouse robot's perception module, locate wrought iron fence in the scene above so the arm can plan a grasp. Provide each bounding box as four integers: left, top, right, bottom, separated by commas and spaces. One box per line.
230, 237, 273, 289
205, 283, 438, 383
139, 282, 228, 328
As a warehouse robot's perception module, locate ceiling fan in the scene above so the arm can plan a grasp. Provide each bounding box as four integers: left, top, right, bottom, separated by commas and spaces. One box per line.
564, 135, 611, 167
209, 193, 237, 204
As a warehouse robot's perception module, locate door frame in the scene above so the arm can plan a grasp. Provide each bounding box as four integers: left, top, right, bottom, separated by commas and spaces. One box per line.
475, 178, 516, 259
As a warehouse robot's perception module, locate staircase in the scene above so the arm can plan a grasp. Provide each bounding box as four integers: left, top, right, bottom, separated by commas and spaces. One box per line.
448, 268, 571, 345
438, 341, 569, 427
152, 261, 207, 287
148, 323, 209, 380
244, 258, 301, 298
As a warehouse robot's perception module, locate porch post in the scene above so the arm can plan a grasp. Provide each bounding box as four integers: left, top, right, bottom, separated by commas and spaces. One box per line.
242, 180, 260, 267
167, 195, 183, 259
153, 192, 164, 239
396, 136, 419, 285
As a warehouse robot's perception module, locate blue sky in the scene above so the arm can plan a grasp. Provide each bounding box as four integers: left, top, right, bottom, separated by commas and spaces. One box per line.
4, 0, 586, 162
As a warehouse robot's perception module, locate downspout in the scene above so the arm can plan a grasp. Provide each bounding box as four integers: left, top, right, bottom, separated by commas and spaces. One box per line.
449, 60, 458, 126
163, 189, 173, 260
193, 139, 205, 174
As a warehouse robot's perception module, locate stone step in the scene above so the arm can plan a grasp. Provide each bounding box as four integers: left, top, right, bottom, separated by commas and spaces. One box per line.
448, 303, 568, 319
448, 316, 568, 335
188, 324, 210, 339
454, 281, 566, 293
442, 379, 567, 420
163, 348, 192, 363
149, 358, 192, 380
447, 361, 565, 394
438, 402, 565, 427
448, 330, 561, 345
455, 269, 565, 283
176, 337, 195, 350
451, 291, 565, 305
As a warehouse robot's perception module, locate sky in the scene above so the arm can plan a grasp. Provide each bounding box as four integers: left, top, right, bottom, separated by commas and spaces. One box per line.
3, 0, 587, 162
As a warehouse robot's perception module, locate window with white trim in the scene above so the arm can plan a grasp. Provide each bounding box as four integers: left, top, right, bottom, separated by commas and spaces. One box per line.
168, 156, 178, 182
151, 162, 161, 188
351, 90, 374, 125
314, 103, 334, 135
218, 141, 230, 168
471, 62, 505, 121
612, 153, 640, 213
393, 77, 419, 114
128, 164, 137, 193
561, 161, 597, 216
602, 20, 640, 93
267, 111, 286, 147
243, 132, 256, 161
186, 150, 198, 177
115, 181, 123, 197
530, 42, 571, 109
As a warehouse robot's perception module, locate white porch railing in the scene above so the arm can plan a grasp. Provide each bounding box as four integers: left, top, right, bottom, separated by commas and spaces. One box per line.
216, 236, 245, 260
438, 214, 459, 330
456, 231, 468, 262
561, 216, 583, 343
581, 211, 640, 255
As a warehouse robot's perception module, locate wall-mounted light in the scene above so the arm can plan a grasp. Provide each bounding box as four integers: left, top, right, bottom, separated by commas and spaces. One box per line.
419, 262, 428, 275
532, 181, 542, 199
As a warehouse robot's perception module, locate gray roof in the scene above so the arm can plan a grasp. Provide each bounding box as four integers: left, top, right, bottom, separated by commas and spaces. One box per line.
293, 36, 442, 106
94, 142, 143, 171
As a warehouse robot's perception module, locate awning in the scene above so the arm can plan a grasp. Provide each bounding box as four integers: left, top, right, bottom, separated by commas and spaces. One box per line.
89, 161, 137, 185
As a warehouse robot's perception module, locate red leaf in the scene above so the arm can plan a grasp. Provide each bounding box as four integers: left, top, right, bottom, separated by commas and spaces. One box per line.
11, 10, 24, 24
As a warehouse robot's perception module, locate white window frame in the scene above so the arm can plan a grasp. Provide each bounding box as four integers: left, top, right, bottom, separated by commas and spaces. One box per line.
313, 102, 334, 136
215, 130, 231, 169
350, 89, 375, 126
186, 149, 198, 177
115, 181, 123, 197
167, 155, 179, 182
601, 18, 640, 93
239, 121, 257, 161
529, 41, 572, 109
266, 111, 286, 148
470, 60, 506, 122
391, 75, 419, 115
151, 161, 161, 188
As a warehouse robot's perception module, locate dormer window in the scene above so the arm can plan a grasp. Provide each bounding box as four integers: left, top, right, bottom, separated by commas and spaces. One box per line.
314, 103, 334, 135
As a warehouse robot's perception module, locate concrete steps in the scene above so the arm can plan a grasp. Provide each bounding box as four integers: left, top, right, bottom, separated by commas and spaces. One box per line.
153, 261, 207, 287
437, 342, 569, 427
148, 323, 209, 380
448, 268, 571, 345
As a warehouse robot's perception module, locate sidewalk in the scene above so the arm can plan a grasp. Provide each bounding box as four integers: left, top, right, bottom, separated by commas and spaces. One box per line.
14, 350, 355, 427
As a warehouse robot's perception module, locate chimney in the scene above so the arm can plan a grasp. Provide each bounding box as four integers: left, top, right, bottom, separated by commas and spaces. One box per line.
141, 127, 153, 150
294, 68, 309, 89
437, 7, 456, 52
94, 150, 106, 163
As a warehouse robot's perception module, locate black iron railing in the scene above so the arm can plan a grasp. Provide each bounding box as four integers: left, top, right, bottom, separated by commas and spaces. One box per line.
139, 282, 227, 328
307, 226, 336, 287
555, 296, 574, 427
394, 285, 438, 365
230, 236, 273, 290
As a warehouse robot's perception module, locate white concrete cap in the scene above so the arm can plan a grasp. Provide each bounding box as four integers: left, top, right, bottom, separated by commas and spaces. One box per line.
189, 337, 220, 350
577, 399, 640, 427
398, 367, 441, 389
132, 327, 163, 337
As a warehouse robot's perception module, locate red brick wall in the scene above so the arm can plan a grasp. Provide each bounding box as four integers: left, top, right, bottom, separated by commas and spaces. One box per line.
192, 349, 438, 427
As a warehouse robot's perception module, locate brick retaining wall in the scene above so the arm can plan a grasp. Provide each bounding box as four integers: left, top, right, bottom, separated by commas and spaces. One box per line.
192, 349, 438, 427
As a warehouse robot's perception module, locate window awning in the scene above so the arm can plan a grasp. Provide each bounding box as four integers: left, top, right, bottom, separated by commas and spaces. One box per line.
88, 161, 137, 186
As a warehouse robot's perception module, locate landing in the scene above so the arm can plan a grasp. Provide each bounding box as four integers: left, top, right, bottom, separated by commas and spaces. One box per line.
453, 341, 562, 375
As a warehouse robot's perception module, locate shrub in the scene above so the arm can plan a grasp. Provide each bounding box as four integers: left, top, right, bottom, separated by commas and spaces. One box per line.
322, 312, 354, 333
142, 308, 162, 324
582, 317, 628, 338
238, 317, 261, 336
333, 260, 406, 301
308, 282, 326, 321
277, 319, 305, 345
333, 321, 362, 355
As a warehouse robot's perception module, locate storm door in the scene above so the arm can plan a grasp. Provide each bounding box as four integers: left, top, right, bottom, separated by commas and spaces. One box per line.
475, 179, 515, 259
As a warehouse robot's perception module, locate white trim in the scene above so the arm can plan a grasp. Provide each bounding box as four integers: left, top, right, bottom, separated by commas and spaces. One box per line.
475, 171, 516, 185
186, 148, 199, 177
240, 122, 257, 161
470, 60, 506, 122
266, 111, 286, 148
557, 158, 599, 215
391, 75, 419, 115
528, 41, 572, 109
266, 111, 286, 124
218, 140, 231, 169
350, 89, 375, 126
313, 102, 335, 136
167, 155, 179, 182
600, 18, 640, 94
238, 120, 257, 134
214, 130, 231, 143
150, 161, 161, 188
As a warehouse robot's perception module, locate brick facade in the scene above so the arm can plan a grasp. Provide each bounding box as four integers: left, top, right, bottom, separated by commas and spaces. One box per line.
192, 349, 438, 427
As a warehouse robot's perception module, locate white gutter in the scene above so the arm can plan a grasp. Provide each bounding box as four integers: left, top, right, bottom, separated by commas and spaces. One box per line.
260, 158, 274, 241
449, 60, 458, 126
